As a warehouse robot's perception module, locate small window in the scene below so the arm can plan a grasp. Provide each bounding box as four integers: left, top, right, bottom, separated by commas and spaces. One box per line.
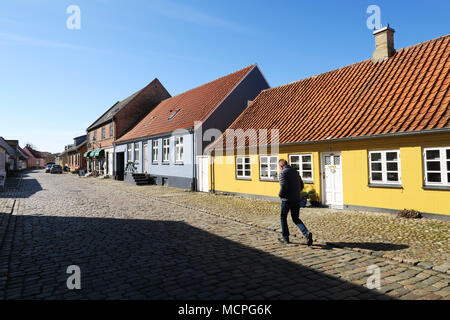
368, 150, 401, 185
423, 147, 450, 186
163, 138, 170, 163
127, 144, 132, 162
109, 124, 113, 138
168, 109, 180, 120
134, 143, 140, 165
102, 127, 106, 140
289, 154, 313, 183
93, 131, 97, 141
236, 157, 251, 179
260, 156, 278, 180
152, 140, 159, 163
175, 136, 183, 163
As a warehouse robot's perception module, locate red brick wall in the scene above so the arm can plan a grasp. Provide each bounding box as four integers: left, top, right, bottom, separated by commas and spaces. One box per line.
114, 79, 171, 140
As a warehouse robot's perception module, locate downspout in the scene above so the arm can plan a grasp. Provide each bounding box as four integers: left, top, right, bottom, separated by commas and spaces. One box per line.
192, 131, 196, 191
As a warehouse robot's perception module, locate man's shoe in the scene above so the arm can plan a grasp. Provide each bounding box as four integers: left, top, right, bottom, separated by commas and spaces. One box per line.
278, 237, 290, 244
307, 232, 313, 246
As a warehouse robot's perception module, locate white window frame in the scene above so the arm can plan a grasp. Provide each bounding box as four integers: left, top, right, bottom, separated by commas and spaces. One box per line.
152, 140, 159, 164
289, 154, 313, 183
368, 150, 401, 185
236, 156, 251, 179
134, 143, 140, 165
163, 138, 170, 163
101, 127, 106, 140
259, 155, 278, 181
127, 143, 132, 163
175, 136, 184, 163
423, 147, 450, 187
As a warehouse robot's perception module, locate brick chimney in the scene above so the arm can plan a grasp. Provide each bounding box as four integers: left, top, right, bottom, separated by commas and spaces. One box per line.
372, 25, 395, 62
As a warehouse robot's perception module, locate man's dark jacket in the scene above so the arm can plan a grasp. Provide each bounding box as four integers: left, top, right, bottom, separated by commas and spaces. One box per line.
279, 165, 304, 202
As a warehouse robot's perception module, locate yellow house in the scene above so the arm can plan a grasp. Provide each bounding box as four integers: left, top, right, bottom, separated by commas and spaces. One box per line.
206, 28, 450, 219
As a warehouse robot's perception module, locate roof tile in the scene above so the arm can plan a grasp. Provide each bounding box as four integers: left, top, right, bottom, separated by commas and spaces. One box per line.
210, 34, 450, 150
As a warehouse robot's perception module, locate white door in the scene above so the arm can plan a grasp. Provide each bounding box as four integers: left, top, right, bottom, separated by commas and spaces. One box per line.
196, 156, 209, 192
143, 142, 148, 173
321, 153, 343, 208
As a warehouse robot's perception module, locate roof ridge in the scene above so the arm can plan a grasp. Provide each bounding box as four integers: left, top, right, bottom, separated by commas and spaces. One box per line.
261, 33, 450, 94
163, 64, 256, 100
86, 78, 160, 131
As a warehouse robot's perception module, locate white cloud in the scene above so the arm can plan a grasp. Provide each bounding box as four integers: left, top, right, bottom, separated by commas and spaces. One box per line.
149, 0, 253, 34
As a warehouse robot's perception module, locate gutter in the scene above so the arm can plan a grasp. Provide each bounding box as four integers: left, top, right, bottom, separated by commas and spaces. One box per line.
207, 128, 450, 153
115, 127, 195, 145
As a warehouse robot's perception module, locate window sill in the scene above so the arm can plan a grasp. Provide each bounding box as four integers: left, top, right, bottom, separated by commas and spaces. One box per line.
260, 178, 279, 182
422, 185, 450, 191
174, 162, 184, 166
368, 183, 403, 189
304, 181, 314, 184
236, 177, 252, 181
162, 162, 170, 165
152, 162, 158, 165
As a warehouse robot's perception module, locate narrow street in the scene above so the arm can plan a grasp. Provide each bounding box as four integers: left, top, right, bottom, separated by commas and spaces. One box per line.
0, 170, 448, 300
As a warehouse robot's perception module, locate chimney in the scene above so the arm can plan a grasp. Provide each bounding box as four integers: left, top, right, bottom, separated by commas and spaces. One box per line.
372, 25, 395, 62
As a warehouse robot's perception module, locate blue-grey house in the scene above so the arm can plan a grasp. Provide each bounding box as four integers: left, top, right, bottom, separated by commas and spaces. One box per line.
114, 64, 269, 190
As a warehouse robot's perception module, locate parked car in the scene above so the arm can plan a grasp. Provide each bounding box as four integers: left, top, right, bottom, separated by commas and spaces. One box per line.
50, 165, 63, 174
45, 163, 54, 173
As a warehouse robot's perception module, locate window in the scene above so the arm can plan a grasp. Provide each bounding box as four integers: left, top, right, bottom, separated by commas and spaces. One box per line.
175, 136, 183, 163
87, 134, 90, 142
168, 109, 180, 120
236, 157, 251, 179
109, 124, 113, 138
368, 150, 401, 185
423, 147, 450, 187
134, 143, 140, 165
289, 154, 313, 182
93, 131, 97, 141
102, 127, 106, 140
163, 138, 170, 163
127, 144, 132, 162
260, 156, 278, 180
152, 140, 159, 163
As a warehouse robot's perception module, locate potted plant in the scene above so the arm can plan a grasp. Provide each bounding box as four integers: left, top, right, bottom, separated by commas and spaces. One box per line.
126, 161, 136, 173
300, 191, 309, 207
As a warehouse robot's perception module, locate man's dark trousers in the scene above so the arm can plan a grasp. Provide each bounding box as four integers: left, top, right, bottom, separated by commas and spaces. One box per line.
280, 200, 309, 240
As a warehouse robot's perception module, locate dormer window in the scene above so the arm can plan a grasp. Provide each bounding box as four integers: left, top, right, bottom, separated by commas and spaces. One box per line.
168, 109, 180, 120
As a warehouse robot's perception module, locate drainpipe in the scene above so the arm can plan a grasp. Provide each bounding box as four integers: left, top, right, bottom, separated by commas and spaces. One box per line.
192, 131, 196, 191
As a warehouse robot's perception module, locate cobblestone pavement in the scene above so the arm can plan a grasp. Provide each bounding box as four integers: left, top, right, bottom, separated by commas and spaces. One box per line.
125, 185, 450, 269
0, 170, 448, 300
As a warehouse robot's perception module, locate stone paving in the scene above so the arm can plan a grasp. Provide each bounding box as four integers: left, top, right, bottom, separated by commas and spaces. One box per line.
122, 185, 450, 269
0, 170, 448, 300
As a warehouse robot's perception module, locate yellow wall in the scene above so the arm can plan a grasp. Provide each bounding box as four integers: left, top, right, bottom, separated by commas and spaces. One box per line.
211, 132, 450, 216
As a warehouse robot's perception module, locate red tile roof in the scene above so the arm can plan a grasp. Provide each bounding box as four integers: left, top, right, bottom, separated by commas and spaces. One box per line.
209, 34, 450, 150
116, 65, 256, 143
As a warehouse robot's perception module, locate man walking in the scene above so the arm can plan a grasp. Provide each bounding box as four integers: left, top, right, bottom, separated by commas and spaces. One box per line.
278, 159, 313, 246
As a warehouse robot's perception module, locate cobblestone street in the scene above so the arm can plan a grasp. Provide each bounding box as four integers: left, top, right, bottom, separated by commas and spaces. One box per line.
0, 170, 449, 300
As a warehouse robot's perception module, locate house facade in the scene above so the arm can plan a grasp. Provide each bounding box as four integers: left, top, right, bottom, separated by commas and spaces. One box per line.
114, 64, 270, 190
85, 78, 170, 177
0, 137, 16, 173
0, 145, 6, 191
207, 29, 450, 219
67, 135, 87, 173
23, 145, 46, 169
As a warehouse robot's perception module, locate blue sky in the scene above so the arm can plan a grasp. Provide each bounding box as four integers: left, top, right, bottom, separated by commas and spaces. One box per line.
1, 0, 449, 153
